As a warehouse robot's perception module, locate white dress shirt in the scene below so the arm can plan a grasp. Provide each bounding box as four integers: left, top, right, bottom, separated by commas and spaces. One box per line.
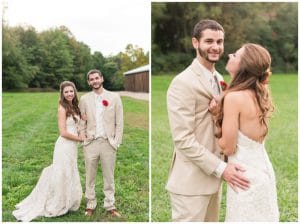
196, 60, 221, 96
94, 92, 107, 139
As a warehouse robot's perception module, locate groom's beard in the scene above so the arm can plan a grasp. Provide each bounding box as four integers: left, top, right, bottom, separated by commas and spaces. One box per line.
90, 82, 103, 90
197, 46, 223, 63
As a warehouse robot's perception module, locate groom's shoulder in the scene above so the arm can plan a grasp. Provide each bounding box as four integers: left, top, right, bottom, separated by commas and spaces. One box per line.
103, 89, 121, 102
104, 89, 119, 97
171, 63, 194, 84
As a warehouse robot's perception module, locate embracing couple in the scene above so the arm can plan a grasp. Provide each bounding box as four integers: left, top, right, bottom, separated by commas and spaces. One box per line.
12, 70, 123, 221
166, 19, 279, 222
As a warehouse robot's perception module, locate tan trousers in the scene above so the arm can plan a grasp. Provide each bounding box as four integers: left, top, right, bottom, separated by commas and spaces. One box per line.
84, 138, 116, 211
170, 189, 222, 222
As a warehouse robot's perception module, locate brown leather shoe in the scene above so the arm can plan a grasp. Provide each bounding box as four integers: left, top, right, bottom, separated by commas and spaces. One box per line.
108, 209, 121, 218
85, 208, 94, 217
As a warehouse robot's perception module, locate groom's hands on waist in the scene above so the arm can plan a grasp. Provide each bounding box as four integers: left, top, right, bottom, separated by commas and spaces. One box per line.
222, 163, 250, 192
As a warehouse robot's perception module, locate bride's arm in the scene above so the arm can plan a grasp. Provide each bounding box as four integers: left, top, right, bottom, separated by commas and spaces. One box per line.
218, 92, 240, 156
58, 105, 84, 142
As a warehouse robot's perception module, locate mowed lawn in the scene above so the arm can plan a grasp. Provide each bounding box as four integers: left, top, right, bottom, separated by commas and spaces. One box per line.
2, 92, 149, 222
151, 74, 298, 222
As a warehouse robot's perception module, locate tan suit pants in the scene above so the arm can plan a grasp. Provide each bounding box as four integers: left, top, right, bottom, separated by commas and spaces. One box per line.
84, 138, 116, 211
170, 188, 222, 222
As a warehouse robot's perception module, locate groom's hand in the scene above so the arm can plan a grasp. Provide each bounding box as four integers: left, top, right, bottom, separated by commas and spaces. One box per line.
222, 163, 250, 192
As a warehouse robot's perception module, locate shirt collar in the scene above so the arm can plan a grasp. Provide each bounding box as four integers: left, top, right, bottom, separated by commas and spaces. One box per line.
93, 91, 104, 99
196, 59, 217, 78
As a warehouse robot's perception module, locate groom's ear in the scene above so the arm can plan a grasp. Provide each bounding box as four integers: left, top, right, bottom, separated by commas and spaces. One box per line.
192, 37, 199, 49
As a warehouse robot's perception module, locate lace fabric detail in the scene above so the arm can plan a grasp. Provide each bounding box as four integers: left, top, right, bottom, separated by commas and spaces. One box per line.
12, 117, 82, 222
225, 131, 279, 222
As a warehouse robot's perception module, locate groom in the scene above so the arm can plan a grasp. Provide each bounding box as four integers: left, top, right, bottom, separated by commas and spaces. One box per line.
166, 19, 250, 221
79, 69, 123, 217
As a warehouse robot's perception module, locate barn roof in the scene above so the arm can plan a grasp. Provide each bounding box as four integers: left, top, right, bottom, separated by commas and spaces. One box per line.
123, 64, 149, 76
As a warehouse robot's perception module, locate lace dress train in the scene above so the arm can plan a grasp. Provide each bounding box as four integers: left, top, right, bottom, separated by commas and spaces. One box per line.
12, 117, 83, 222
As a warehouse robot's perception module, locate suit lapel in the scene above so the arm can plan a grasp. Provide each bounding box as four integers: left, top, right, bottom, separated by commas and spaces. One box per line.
88, 92, 96, 121
190, 59, 214, 97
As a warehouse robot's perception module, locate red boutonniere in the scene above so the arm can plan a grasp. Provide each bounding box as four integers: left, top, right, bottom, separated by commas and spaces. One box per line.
102, 100, 109, 107
220, 81, 228, 91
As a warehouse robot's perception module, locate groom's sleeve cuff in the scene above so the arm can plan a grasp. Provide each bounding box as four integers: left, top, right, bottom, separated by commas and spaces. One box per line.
212, 161, 227, 178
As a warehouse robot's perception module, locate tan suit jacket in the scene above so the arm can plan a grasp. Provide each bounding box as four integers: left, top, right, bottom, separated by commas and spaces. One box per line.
166, 58, 224, 195
79, 89, 123, 149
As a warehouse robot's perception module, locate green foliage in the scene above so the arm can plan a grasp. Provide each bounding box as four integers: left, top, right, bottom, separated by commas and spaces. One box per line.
2, 25, 37, 89
151, 74, 298, 222
151, 2, 298, 75
69, 38, 93, 90
2, 24, 149, 91
37, 28, 75, 89
2, 92, 149, 222
103, 60, 119, 90
151, 52, 192, 75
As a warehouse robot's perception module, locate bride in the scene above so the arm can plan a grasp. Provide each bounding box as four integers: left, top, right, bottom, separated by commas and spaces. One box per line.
13, 81, 84, 222
215, 43, 279, 221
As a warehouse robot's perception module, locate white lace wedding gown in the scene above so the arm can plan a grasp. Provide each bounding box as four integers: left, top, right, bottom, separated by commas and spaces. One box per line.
12, 116, 83, 222
225, 131, 279, 221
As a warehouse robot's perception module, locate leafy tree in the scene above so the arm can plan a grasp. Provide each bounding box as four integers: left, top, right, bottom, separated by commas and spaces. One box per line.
2, 25, 36, 90
92, 51, 106, 74
37, 27, 74, 89
69, 38, 93, 90
118, 44, 148, 72
2, 23, 149, 91
268, 3, 298, 72
13, 26, 43, 88
102, 59, 119, 90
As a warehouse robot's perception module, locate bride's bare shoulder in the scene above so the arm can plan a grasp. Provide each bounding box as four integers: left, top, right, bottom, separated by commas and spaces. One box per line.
225, 90, 247, 100
224, 90, 248, 105
58, 104, 66, 112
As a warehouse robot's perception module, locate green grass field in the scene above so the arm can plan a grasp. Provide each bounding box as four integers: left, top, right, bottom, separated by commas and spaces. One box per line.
151, 74, 298, 222
2, 92, 149, 222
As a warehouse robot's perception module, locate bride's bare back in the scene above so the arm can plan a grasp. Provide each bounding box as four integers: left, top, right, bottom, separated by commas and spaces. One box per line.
219, 89, 267, 155
237, 90, 267, 143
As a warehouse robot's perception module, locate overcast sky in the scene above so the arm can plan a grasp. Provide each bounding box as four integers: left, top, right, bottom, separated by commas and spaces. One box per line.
3, 0, 150, 56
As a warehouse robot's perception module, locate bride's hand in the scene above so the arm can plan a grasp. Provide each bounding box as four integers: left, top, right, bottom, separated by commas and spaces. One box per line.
81, 114, 87, 121
78, 134, 87, 142
208, 97, 220, 116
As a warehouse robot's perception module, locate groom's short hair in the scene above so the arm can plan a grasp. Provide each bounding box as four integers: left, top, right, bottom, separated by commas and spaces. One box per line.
193, 19, 224, 40
87, 69, 103, 80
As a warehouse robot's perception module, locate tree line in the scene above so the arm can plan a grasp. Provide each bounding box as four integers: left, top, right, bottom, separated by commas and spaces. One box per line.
151, 2, 297, 75
3, 24, 149, 91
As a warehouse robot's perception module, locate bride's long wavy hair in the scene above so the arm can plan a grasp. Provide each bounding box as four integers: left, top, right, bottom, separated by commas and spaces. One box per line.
215, 43, 274, 139
59, 81, 81, 123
